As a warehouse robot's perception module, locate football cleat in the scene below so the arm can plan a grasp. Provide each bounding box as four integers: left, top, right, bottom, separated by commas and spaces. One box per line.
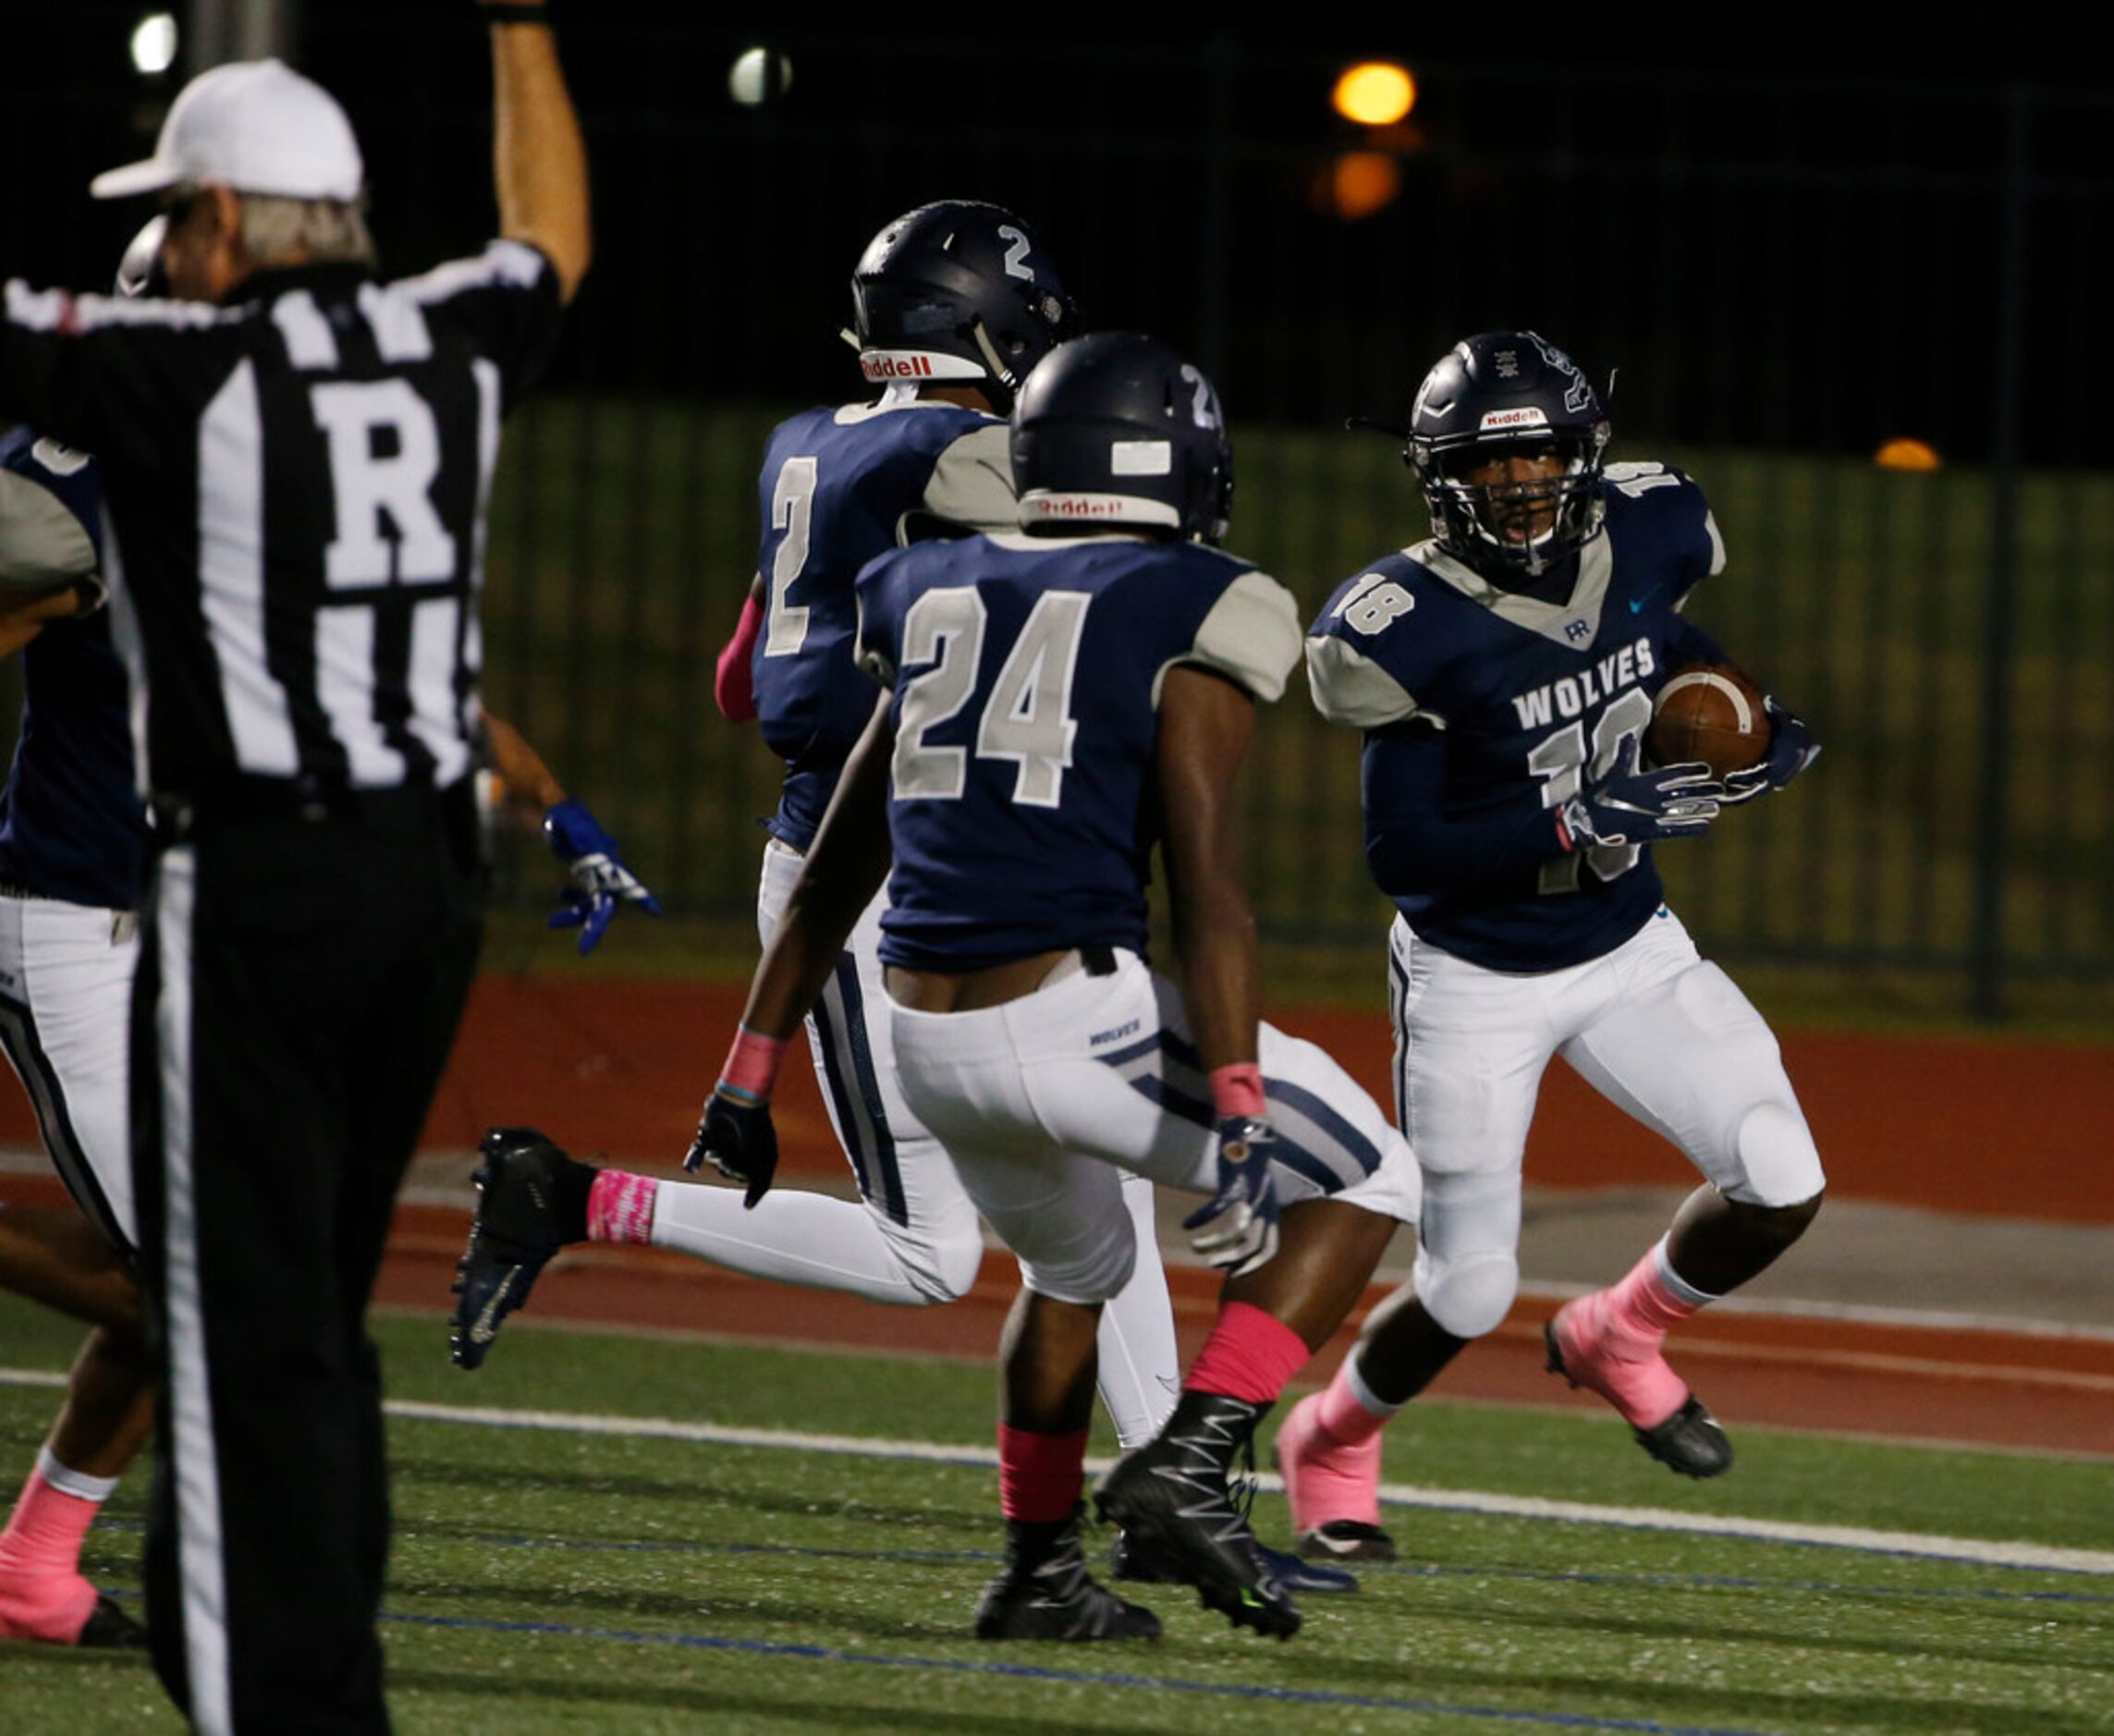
1271, 1389, 1387, 1549
1544, 1302, 1733, 1479
76, 1594, 148, 1649
1112, 1527, 1359, 1594
1094, 1393, 1301, 1640
975, 1510, 1160, 1643
448, 1127, 594, 1371
1295, 1520, 1399, 1565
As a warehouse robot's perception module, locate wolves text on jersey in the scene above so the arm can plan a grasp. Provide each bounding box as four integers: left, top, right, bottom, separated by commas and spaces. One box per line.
1509, 634, 1657, 730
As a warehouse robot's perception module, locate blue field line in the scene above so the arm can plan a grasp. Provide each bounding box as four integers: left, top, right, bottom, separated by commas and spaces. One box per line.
377, 1608, 1779, 1735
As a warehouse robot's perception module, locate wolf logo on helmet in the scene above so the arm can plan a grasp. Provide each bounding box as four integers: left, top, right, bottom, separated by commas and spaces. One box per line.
1010, 333, 1233, 543
1405, 329, 1611, 578
847, 201, 1078, 410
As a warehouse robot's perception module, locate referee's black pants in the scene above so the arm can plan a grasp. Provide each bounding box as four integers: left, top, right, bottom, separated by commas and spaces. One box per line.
129, 785, 483, 1736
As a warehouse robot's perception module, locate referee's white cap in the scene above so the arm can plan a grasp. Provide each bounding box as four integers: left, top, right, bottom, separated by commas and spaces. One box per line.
90, 58, 364, 202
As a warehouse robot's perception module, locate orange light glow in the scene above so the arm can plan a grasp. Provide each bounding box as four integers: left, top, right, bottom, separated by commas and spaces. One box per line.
1333, 63, 1417, 128
1317, 151, 1401, 221
1875, 437, 1942, 471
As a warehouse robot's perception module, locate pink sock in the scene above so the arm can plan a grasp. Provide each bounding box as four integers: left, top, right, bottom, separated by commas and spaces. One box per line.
1183, 1301, 1312, 1406
0, 1461, 103, 1643
587, 1169, 659, 1245
997, 1424, 1089, 1522
1312, 1360, 1390, 1448
1603, 1243, 1707, 1349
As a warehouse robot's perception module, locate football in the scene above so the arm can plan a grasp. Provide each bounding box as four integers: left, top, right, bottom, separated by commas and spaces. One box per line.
1645, 664, 1771, 777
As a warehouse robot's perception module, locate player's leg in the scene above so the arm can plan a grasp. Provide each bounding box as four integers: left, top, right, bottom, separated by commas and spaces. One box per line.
0, 896, 152, 1646
1277, 917, 1554, 1559
887, 1041, 1160, 1643
1548, 910, 1826, 1475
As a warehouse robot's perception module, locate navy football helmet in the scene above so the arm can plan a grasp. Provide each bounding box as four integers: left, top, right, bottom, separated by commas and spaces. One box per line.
1406, 331, 1610, 577
1011, 332, 1233, 544
847, 201, 1077, 410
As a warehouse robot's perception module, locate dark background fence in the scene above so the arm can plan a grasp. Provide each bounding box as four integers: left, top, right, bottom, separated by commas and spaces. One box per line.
4, 10, 2109, 1021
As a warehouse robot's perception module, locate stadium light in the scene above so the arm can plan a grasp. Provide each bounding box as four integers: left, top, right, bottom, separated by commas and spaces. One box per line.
1317, 151, 1402, 222
1333, 62, 1416, 128
131, 11, 179, 76
1875, 437, 1942, 471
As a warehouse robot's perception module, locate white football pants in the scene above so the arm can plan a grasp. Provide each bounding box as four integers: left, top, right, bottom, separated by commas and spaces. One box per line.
1389, 907, 1826, 1339
0, 891, 138, 1249
888, 948, 1421, 1305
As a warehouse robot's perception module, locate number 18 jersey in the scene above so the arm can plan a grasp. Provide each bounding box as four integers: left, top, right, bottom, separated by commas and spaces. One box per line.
1304, 463, 1727, 972
855, 531, 1301, 971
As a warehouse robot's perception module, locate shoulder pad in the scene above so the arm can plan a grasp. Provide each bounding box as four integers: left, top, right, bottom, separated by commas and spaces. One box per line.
1179, 568, 1301, 704
1303, 632, 1422, 729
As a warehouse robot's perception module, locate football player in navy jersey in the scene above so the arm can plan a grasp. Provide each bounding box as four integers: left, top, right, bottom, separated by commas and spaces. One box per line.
1282, 331, 1825, 1562
677, 332, 1423, 1641
451, 206, 1272, 1589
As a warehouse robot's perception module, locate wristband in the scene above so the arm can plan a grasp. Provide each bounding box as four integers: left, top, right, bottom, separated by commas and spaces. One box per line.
718, 1024, 787, 1102
1207, 1061, 1266, 1123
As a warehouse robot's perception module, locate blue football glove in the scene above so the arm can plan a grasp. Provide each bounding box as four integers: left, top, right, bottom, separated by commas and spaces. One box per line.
1720, 699, 1821, 804
544, 797, 662, 956
683, 1089, 779, 1209
1558, 739, 1721, 850
1181, 1118, 1281, 1277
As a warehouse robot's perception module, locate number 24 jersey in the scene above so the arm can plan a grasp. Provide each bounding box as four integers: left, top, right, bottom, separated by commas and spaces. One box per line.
855, 531, 1301, 972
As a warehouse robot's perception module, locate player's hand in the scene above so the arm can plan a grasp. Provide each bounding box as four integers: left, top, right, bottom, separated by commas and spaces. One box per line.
683, 1089, 778, 1208
1558, 740, 1721, 850
1182, 1118, 1281, 1277
544, 797, 663, 955
1720, 700, 1820, 804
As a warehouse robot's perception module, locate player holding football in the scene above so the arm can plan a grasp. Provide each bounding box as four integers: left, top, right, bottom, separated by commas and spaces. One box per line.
686, 331, 1421, 1640
1285, 331, 1824, 1562
450, 205, 1354, 1594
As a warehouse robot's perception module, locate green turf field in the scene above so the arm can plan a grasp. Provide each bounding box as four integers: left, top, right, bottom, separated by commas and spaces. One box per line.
4, 1297, 2108, 1735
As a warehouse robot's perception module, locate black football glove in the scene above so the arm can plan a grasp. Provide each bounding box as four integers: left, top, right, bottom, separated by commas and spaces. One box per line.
1558, 739, 1721, 850
1181, 1118, 1282, 1277
1720, 699, 1821, 804
683, 1090, 778, 1208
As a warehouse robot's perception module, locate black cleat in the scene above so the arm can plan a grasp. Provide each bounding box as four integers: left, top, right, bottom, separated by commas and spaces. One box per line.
1114, 1527, 1359, 1594
975, 1510, 1161, 1642
449, 1127, 594, 1370
1094, 1393, 1301, 1640
1295, 1519, 1398, 1565
1543, 1316, 1734, 1479
75, 1594, 148, 1649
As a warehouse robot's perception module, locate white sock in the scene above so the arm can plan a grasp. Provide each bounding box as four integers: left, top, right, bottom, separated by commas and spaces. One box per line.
649, 1182, 929, 1306
36, 1448, 119, 1505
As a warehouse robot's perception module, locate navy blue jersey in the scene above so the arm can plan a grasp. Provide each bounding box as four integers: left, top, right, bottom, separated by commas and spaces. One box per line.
1306, 462, 1728, 972
751, 394, 1016, 849
856, 531, 1301, 970
0, 429, 150, 908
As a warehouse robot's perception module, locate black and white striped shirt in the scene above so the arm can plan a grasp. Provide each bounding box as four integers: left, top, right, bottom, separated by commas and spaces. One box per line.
0, 239, 561, 809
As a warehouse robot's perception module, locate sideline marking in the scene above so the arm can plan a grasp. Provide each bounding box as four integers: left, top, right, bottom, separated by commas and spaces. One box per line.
8, 1370, 2109, 1575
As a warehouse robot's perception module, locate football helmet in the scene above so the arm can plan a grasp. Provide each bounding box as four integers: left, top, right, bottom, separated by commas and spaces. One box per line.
1406, 331, 1609, 577
115, 215, 169, 299
1010, 332, 1233, 544
847, 201, 1077, 410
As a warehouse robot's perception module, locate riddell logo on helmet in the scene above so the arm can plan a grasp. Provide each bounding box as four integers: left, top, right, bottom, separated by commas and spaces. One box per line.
861, 353, 935, 381
1481, 407, 1550, 431
1027, 495, 1123, 518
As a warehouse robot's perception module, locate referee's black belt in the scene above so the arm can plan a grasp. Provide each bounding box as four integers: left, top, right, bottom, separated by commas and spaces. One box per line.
153, 775, 476, 837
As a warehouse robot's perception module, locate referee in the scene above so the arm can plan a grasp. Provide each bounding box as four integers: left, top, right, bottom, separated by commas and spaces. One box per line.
0, 4, 586, 1730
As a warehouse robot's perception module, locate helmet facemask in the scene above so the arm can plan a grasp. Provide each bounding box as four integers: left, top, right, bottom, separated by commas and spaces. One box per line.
1415, 425, 1608, 578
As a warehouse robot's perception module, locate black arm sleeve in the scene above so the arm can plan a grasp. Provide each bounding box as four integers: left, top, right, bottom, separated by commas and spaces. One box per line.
1362, 721, 1568, 899
1662, 609, 1729, 669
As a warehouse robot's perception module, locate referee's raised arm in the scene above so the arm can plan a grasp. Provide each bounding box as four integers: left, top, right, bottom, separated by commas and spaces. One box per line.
483, 0, 591, 303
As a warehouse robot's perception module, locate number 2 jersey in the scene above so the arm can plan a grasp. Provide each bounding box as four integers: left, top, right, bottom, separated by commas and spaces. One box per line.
1304, 462, 1729, 972
855, 531, 1301, 971
749, 393, 1016, 850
